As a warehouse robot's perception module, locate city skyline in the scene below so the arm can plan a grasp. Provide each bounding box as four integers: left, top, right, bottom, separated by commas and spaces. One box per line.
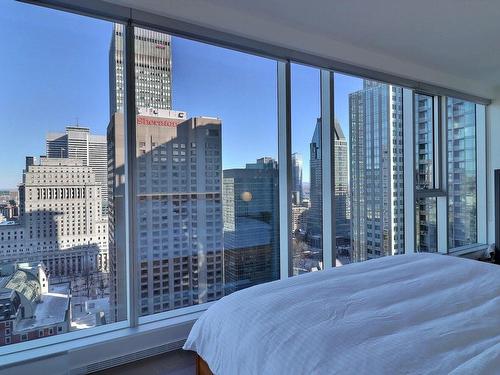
0, 0, 484, 358
0, 1, 361, 190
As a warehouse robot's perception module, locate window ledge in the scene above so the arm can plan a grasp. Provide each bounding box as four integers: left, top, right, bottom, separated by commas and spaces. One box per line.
0, 308, 207, 372
449, 244, 490, 259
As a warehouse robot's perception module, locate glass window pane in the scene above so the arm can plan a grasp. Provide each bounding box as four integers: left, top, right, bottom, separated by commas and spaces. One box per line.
416, 197, 437, 252
414, 94, 435, 190
447, 98, 477, 248
291, 64, 322, 275
114, 28, 279, 318
0, 2, 126, 349
344, 77, 405, 262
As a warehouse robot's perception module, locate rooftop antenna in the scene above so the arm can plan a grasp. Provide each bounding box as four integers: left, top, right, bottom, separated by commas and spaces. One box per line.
76, 116, 79, 127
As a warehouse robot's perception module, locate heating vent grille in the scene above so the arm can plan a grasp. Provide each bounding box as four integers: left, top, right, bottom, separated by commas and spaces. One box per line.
71, 339, 186, 374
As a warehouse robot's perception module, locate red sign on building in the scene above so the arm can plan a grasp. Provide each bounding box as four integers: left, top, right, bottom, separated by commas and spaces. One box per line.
137, 116, 183, 127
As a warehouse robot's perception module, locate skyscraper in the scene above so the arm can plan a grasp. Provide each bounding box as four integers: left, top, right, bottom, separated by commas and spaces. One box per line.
223, 157, 279, 294
108, 108, 223, 321
291, 153, 303, 203
46, 126, 108, 211
349, 80, 404, 262
333, 120, 350, 248
308, 119, 322, 239
447, 98, 477, 248
306, 119, 350, 249
109, 24, 173, 115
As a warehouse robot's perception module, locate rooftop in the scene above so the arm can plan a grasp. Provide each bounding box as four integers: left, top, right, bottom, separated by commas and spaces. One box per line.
15, 283, 70, 332
224, 217, 273, 249
0, 220, 19, 227
37, 158, 84, 167
1, 269, 39, 304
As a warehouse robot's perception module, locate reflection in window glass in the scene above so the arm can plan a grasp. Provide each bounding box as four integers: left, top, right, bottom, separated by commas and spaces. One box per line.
0, 2, 125, 347
333, 117, 350, 265
107, 27, 279, 317
348, 79, 405, 262
447, 98, 476, 248
414, 94, 435, 190
333, 74, 363, 265
290, 64, 322, 275
416, 197, 437, 252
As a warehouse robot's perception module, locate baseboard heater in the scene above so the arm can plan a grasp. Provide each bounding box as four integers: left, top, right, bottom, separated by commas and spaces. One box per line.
70, 339, 186, 375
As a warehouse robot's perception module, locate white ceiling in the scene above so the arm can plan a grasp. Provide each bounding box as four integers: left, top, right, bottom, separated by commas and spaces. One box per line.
104, 0, 500, 99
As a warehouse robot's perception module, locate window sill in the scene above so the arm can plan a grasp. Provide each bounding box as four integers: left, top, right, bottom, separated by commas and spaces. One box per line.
449, 243, 490, 259
0, 306, 209, 372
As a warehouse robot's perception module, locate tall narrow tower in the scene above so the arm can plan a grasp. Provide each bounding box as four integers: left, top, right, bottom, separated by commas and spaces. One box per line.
109, 24, 173, 115
291, 153, 303, 203
333, 120, 350, 247
308, 119, 322, 238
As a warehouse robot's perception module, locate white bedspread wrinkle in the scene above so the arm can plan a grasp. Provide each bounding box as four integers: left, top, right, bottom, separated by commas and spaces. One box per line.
184, 253, 500, 375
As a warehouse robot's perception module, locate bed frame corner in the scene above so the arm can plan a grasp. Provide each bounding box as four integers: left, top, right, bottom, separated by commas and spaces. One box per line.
196, 354, 214, 375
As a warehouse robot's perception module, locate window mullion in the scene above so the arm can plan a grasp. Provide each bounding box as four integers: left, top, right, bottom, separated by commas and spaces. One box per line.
320, 70, 335, 268
437, 96, 448, 253
278, 60, 292, 279
437, 196, 448, 253
124, 21, 139, 327
433, 96, 442, 189
476, 104, 487, 244
403, 88, 416, 253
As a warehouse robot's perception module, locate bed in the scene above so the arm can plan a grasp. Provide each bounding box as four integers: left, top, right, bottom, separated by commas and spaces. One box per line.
184, 253, 500, 374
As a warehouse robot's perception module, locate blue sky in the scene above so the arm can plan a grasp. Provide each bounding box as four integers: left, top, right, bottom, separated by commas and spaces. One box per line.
0, 1, 362, 190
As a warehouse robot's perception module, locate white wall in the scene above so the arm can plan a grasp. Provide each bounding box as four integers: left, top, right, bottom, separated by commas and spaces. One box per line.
487, 99, 500, 244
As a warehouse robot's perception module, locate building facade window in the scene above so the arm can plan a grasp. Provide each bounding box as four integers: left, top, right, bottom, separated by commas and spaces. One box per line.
447, 98, 477, 248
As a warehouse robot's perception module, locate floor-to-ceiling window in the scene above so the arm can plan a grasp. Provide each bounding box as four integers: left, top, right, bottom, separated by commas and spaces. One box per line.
290, 64, 322, 275
0, 1, 127, 350
0, 0, 488, 361
124, 28, 280, 319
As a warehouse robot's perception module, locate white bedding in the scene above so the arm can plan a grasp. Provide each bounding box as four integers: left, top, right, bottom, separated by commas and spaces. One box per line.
184, 253, 500, 375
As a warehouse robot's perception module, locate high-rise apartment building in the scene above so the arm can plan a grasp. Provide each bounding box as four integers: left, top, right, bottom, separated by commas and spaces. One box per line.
414, 94, 437, 252
47, 127, 108, 211
291, 153, 303, 203
447, 98, 477, 248
109, 24, 173, 115
223, 157, 279, 294
108, 108, 223, 321
0, 157, 108, 277
349, 81, 405, 262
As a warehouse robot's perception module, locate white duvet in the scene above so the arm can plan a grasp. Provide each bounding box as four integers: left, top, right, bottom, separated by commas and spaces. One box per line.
184, 253, 500, 374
